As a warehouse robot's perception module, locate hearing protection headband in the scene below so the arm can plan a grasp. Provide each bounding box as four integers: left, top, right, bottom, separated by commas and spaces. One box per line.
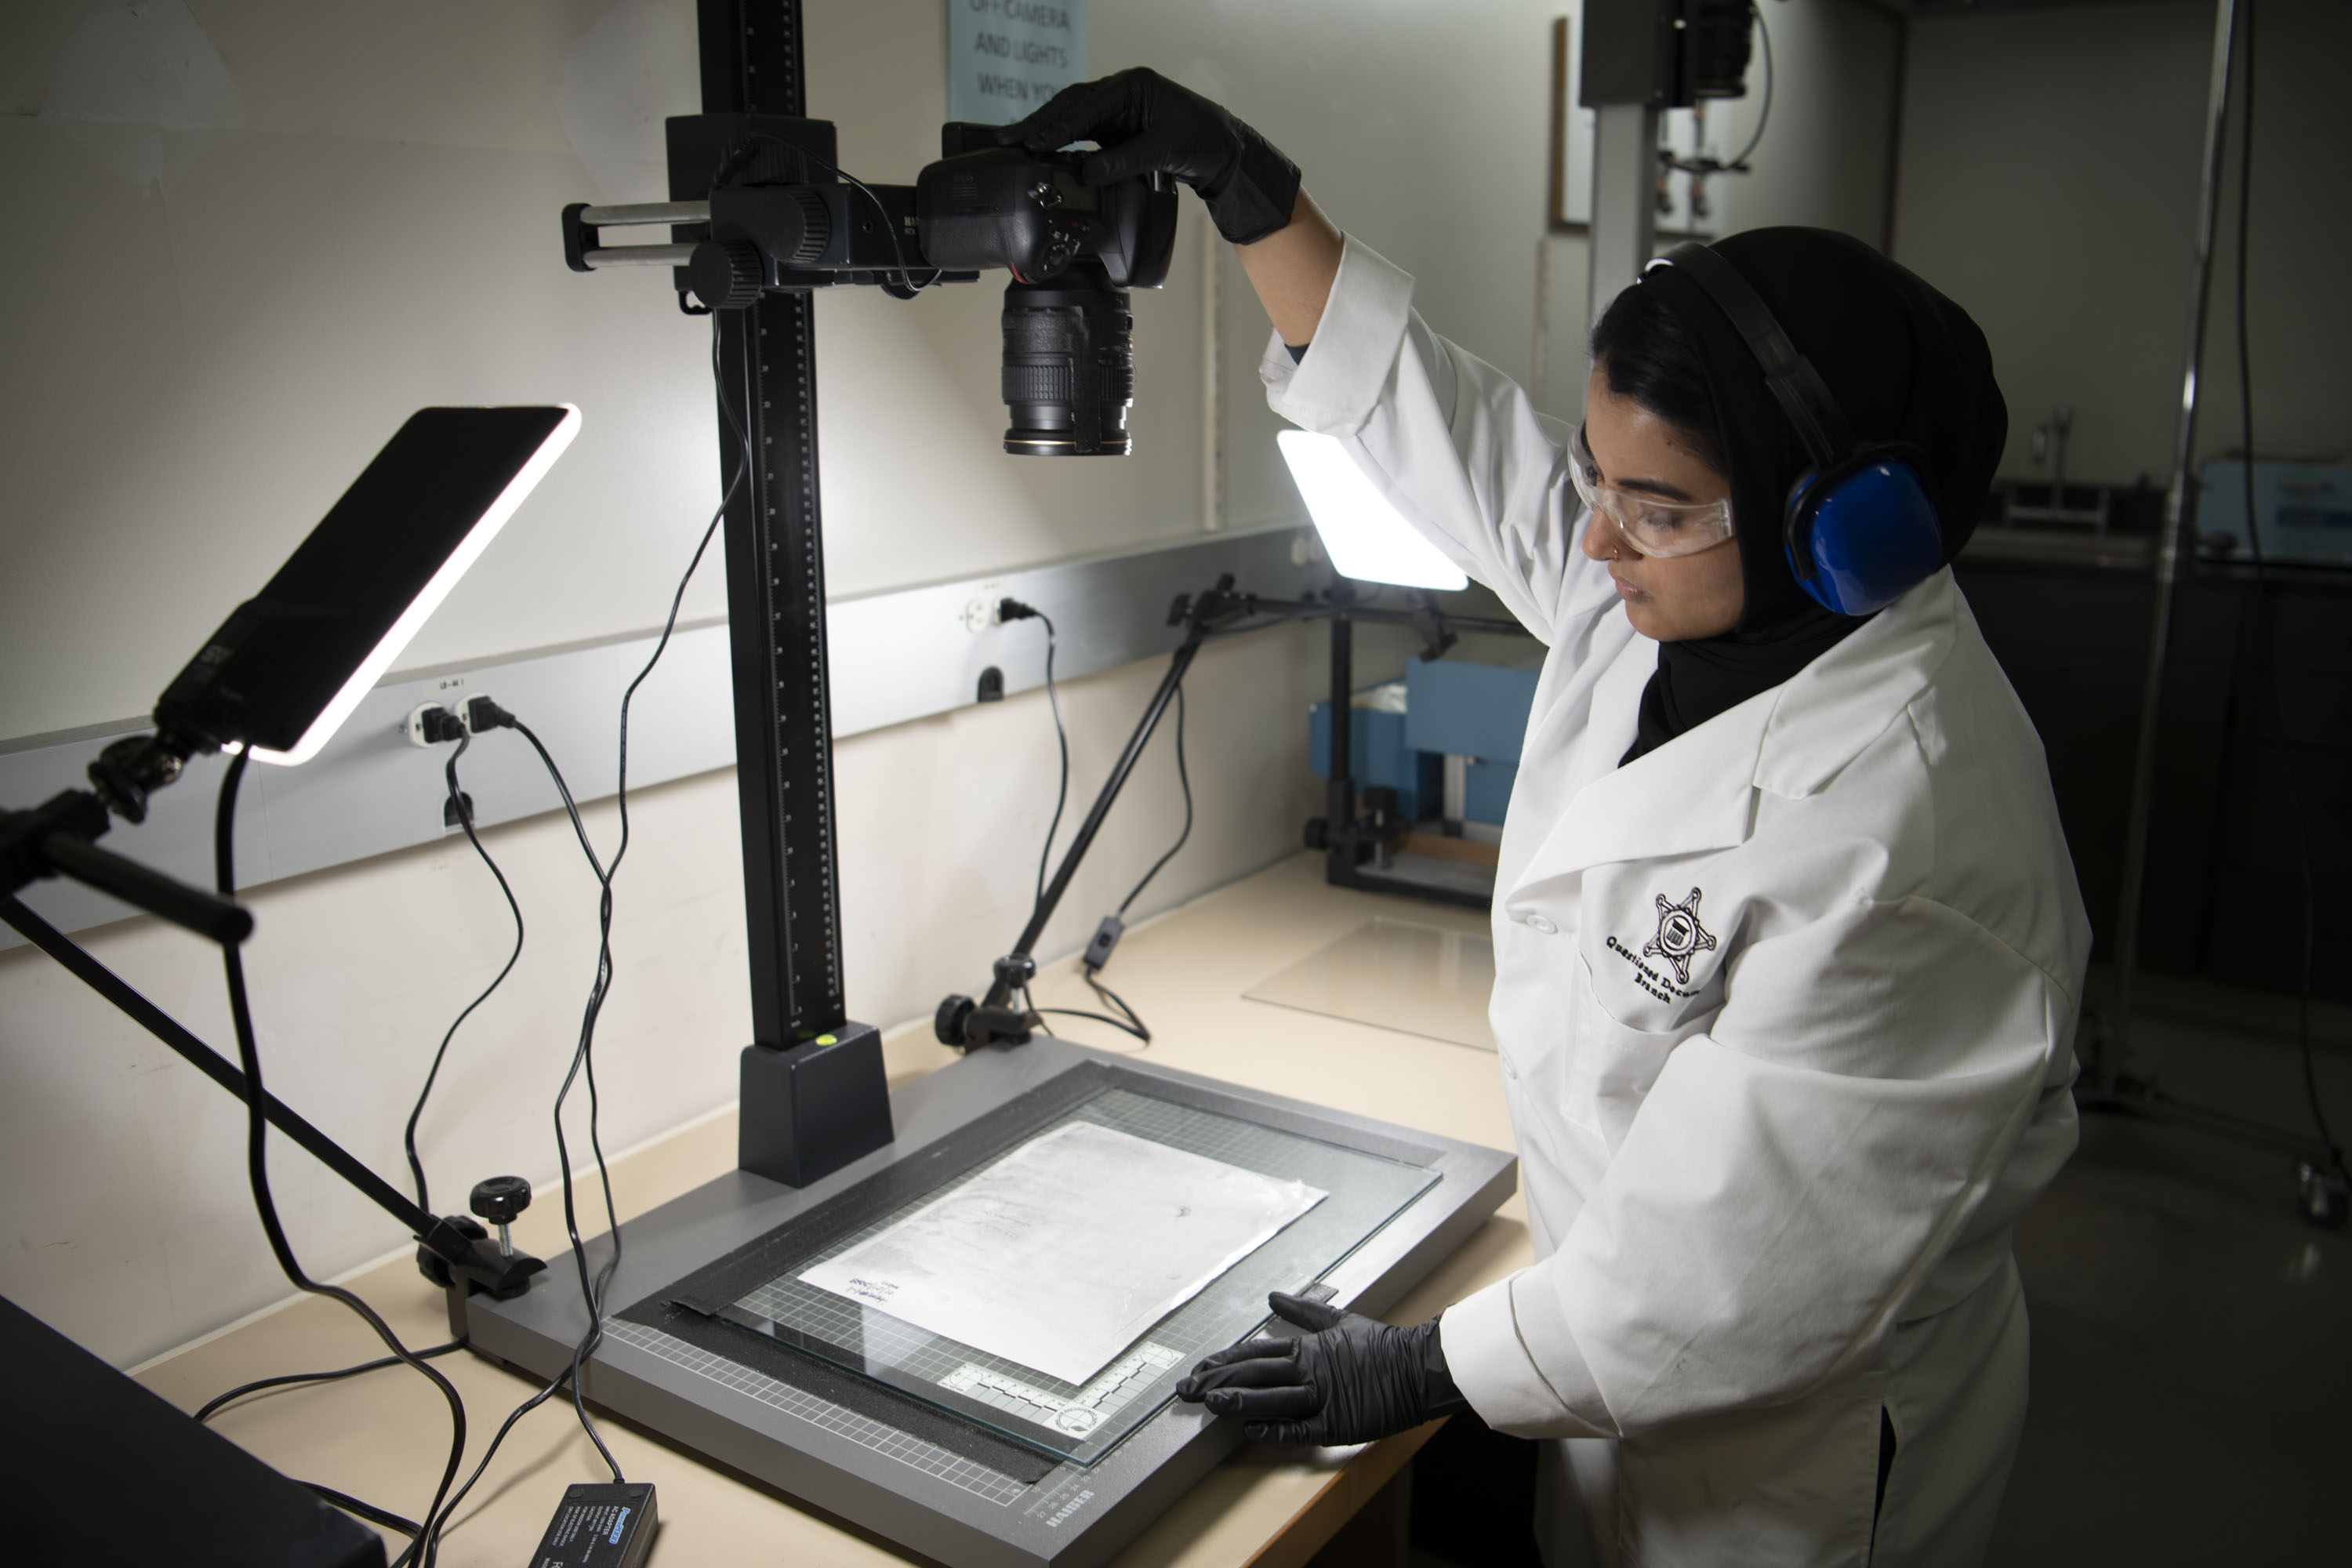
1655, 241, 1857, 475
1647, 241, 1944, 616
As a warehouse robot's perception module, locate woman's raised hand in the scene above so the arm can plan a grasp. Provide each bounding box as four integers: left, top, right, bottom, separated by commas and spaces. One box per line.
993, 67, 1301, 245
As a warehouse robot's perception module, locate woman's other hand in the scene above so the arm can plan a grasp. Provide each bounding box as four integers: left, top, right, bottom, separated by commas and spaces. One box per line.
1175, 1290, 1468, 1446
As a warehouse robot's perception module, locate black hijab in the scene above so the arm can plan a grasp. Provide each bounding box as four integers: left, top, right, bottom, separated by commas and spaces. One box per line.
1613, 228, 2007, 765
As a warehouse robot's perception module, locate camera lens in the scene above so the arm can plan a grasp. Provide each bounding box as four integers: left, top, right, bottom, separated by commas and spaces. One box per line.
1000, 270, 1134, 456
1682, 0, 1755, 99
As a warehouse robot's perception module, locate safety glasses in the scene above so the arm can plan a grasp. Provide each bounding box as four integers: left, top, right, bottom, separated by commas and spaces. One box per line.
1567, 422, 1736, 559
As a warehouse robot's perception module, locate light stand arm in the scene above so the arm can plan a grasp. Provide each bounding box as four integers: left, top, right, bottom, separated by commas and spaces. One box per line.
0, 789, 252, 946
935, 581, 1526, 1048
0, 894, 543, 1301
936, 579, 1258, 1048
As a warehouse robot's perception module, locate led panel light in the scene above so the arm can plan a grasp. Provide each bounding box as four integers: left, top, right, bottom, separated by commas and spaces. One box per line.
1276, 430, 1468, 592
154, 406, 581, 767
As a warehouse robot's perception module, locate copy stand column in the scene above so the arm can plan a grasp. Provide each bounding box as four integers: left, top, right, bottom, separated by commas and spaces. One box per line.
695, 0, 888, 1185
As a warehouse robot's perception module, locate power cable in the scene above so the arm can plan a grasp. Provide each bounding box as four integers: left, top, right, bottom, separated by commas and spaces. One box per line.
212, 747, 466, 1568
1116, 683, 1192, 920
195, 1338, 466, 1426
996, 598, 1156, 1048
1024, 609, 1072, 909
405, 732, 525, 1214
305, 1482, 423, 1541
409, 307, 749, 1563
1660, 1, 1775, 180
725, 135, 942, 296
1069, 681, 1199, 1051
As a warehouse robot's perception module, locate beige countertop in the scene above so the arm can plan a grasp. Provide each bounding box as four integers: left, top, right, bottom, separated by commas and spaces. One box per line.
135, 852, 1528, 1566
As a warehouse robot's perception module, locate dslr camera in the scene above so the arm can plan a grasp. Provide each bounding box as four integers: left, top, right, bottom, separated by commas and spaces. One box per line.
562, 118, 1178, 456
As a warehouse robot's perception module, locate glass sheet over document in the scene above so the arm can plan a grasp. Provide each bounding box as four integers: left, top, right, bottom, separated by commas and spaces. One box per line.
799, 1123, 1324, 1386
713, 1083, 1441, 1465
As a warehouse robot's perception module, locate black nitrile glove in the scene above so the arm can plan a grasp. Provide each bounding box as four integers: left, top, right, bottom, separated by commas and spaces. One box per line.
1175, 1290, 1468, 1446
994, 67, 1301, 245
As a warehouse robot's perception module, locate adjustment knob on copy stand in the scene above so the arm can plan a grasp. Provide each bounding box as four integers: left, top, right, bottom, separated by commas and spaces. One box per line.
470, 1174, 532, 1257
687, 239, 764, 310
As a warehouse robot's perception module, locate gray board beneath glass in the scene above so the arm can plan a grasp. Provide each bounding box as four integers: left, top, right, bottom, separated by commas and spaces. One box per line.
461, 1037, 1517, 1568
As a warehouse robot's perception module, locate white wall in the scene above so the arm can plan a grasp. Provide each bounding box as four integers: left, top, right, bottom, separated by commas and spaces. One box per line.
1893, 0, 2350, 485
1708, 0, 1902, 245
2190, 0, 2350, 470
1092, 0, 1566, 531
1894, 2, 2214, 485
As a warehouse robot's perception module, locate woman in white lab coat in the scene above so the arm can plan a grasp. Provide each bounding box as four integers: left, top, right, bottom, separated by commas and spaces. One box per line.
1000, 73, 2090, 1567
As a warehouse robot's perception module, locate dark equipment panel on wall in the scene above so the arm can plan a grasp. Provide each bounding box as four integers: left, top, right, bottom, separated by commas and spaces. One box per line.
1955, 553, 2352, 1001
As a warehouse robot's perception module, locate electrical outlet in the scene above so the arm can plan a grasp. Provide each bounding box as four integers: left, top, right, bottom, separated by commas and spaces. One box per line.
964, 581, 1005, 633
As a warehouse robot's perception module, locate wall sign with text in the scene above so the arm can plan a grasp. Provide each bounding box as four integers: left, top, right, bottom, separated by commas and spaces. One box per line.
947, 0, 1088, 125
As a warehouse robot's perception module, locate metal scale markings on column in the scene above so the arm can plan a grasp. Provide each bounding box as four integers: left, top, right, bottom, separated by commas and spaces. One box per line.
703, 0, 844, 1044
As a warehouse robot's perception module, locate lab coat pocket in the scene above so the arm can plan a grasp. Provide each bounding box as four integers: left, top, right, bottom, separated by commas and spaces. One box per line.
1564, 956, 1700, 1152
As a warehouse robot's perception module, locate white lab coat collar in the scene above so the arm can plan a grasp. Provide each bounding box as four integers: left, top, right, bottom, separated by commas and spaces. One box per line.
1517, 569, 1959, 886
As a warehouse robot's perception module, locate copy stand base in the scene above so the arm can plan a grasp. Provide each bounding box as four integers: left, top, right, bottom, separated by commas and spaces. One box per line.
739, 1022, 892, 1187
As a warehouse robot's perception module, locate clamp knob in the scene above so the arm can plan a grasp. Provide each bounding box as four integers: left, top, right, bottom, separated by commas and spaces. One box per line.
686, 239, 764, 310
470, 1174, 532, 1257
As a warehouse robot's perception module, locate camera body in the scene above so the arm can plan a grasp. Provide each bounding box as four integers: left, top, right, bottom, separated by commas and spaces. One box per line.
915, 142, 1177, 291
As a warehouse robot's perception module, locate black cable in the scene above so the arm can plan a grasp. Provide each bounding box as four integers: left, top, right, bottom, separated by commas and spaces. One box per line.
728, 135, 941, 295
2229, 1, 2341, 1174
1028, 611, 1071, 909
1116, 684, 1192, 919
1730, 2, 1774, 171
196, 1338, 465, 1425
424, 716, 629, 1495
213, 749, 466, 1568
1083, 971, 1149, 1040
414, 311, 750, 1563
511, 713, 625, 1484
999, 601, 1156, 1049
412, 1360, 585, 1552
798, 147, 945, 296
1033, 1005, 1149, 1036
1660, 2, 1774, 178
405, 734, 525, 1214
306, 1483, 423, 1540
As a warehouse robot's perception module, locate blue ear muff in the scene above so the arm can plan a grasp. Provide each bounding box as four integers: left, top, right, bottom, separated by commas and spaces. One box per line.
1784, 445, 1945, 616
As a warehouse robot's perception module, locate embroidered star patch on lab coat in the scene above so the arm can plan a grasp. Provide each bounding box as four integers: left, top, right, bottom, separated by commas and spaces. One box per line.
1642, 887, 1718, 985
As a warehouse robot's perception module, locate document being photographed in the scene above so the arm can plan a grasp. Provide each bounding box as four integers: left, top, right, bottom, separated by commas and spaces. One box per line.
799, 1120, 1325, 1387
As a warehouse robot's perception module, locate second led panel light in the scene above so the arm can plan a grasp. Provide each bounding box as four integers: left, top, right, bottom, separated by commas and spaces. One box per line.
1277, 430, 1468, 591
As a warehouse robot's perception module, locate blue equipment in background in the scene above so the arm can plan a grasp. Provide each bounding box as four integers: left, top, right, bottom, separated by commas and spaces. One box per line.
1310, 656, 1539, 831
2197, 461, 2352, 567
